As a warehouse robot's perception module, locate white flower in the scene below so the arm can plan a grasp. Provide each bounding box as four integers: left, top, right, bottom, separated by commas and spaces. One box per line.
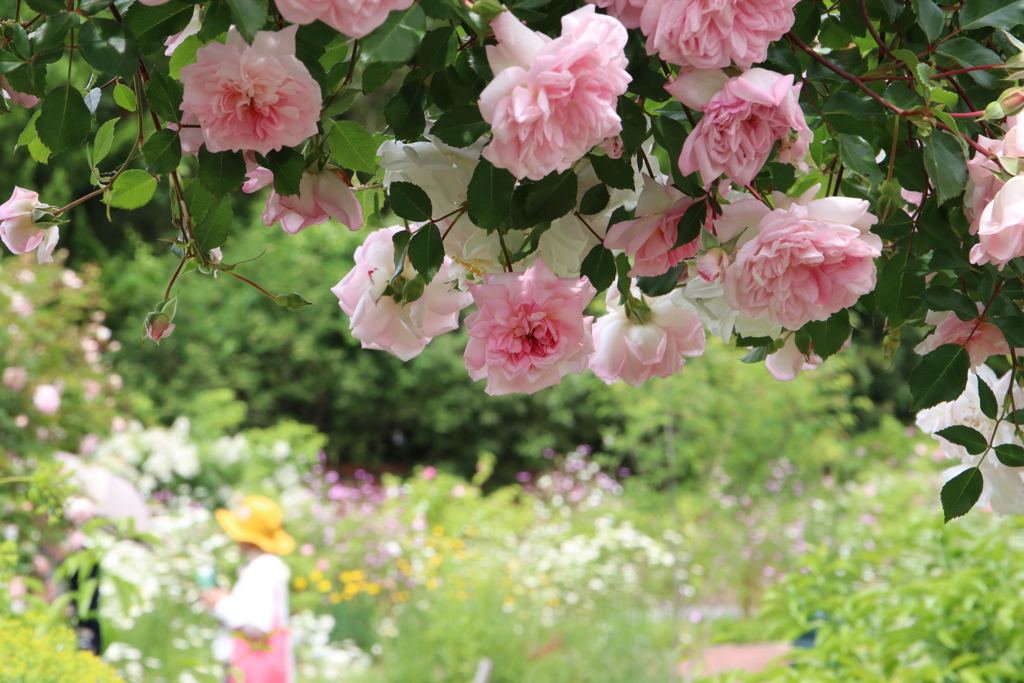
670, 275, 781, 342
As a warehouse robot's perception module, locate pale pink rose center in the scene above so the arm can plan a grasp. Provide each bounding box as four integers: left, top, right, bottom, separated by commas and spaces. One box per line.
488, 302, 566, 371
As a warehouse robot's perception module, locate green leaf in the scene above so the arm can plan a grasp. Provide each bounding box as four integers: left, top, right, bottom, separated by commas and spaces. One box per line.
0, 51, 24, 77
959, 0, 1024, 30
328, 121, 378, 174
636, 263, 687, 297
93, 118, 117, 166
146, 71, 183, 124
79, 18, 140, 80
16, 111, 50, 163
29, 13, 79, 55
935, 425, 989, 455
361, 61, 400, 95
590, 154, 635, 191
224, 0, 268, 45
408, 223, 444, 283
430, 105, 489, 148
109, 169, 158, 209
978, 377, 998, 421
910, 343, 971, 410
991, 316, 1024, 346
123, 0, 195, 55
392, 230, 412, 275
184, 178, 218, 224
198, 148, 246, 198
940, 467, 983, 522
876, 251, 926, 326
384, 81, 427, 142
258, 148, 306, 197
197, 1, 233, 43
25, 0, 65, 13
913, 0, 947, 43
994, 443, 1024, 467
804, 308, 851, 360
790, 1, 822, 43
617, 96, 647, 158
672, 201, 705, 250
511, 170, 578, 229
935, 38, 1004, 87
580, 244, 617, 293
36, 86, 91, 156
467, 159, 515, 232
168, 34, 201, 80
579, 184, 610, 216
142, 129, 182, 175
740, 346, 770, 364
839, 135, 883, 185
922, 285, 980, 321
416, 26, 458, 73
113, 83, 137, 112
389, 181, 433, 221
193, 197, 232, 254
362, 5, 426, 63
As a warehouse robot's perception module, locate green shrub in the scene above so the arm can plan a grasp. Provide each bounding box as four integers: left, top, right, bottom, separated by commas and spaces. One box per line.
0, 614, 122, 683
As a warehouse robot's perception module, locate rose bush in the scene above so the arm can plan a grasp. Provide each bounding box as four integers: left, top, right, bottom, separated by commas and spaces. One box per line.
4, 0, 1024, 520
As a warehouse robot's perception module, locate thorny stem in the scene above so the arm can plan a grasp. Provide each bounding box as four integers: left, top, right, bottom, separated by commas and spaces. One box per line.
860, 0, 895, 62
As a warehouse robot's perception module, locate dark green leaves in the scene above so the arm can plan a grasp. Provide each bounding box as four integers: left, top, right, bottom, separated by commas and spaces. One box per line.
994, 444, 1024, 467
617, 97, 647, 158
940, 467, 983, 522
959, 0, 1024, 29
935, 38, 1004, 86
37, 86, 91, 156
839, 135, 883, 185
876, 252, 925, 326
390, 181, 433, 221
935, 425, 989, 454
921, 285, 979, 321
991, 316, 1024, 346
978, 377, 998, 420
790, 1, 822, 42
637, 263, 686, 297
580, 245, 617, 293
511, 170, 578, 229
328, 121, 378, 174
258, 148, 306, 197
123, 0, 195, 55
913, 0, 947, 43
146, 71, 184, 124
384, 81, 427, 141
409, 223, 444, 283
431, 105, 489, 148
193, 195, 233, 254
142, 129, 182, 175
224, 0, 268, 44
923, 130, 968, 206
579, 185, 610, 216
198, 148, 246, 198
416, 26, 458, 73
467, 159, 515, 232
804, 309, 852, 360
362, 5, 426, 63
79, 18, 140, 80
590, 155, 635, 190
673, 201, 705, 250
910, 343, 971, 410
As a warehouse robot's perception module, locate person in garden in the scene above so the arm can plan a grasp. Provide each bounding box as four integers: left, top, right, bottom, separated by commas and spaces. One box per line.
201, 495, 296, 683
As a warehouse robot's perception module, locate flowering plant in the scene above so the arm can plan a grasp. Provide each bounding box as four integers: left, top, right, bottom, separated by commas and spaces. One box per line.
7, 0, 1024, 519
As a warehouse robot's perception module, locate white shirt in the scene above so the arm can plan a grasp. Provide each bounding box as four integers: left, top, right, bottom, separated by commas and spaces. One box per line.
212, 553, 292, 676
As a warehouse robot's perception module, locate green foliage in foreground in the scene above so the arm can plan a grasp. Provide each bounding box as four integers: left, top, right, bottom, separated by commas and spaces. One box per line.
0, 613, 122, 682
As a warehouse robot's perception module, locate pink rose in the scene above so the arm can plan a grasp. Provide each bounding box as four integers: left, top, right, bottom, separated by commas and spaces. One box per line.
146, 314, 176, 344
604, 175, 700, 277
0, 76, 39, 108
721, 192, 880, 330
164, 7, 202, 56
640, 0, 799, 69
585, 0, 646, 28
166, 113, 204, 157
3, 367, 27, 391
420, 465, 437, 481
464, 259, 597, 395
590, 288, 705, 387
765, 335, 823, 382
965, 118, 1024, 233
670, 69, 810, 186
331, 226, 473, 361
914, 307, 1010, 366
970, 176, 1024, 270
33, 384, 61, 415
0, 187, 59, 265
696, 247, 729, 283
243, 165, 363, 234
479, 7, 631, 180
66, 498, 97, 524
180, 25, 320, 155
276, 0, 415, 38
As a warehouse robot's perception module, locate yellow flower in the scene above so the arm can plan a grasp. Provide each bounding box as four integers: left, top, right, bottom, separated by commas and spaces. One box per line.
365, 583, 381, 595
391, 591, 410, 602
340, 569, 366, 583
426, 578, 440, 590
293, 577, 309, 591
429, 554, 443, 568
547, 596, 560, 607
432, 526, 444, 537
343, 583, 360, 597
317, 580, 332, 593
502, 596, 515, 608
452, 539, 465, 550
329, 592, 342, 604
310, 570, 324, 582
465, 526, 478, 537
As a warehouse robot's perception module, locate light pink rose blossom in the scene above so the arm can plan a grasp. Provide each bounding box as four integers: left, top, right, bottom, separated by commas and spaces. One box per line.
3, 367, 27, 391
332, 226, 473, 361
33, 385, 61, 415
479, 7, 631, 180
66, 498, 97, 524
914, 306, 1010, 366
166, 113, 204, 157
420, 466, 437, 481
604, 175, 700, 276
696, 247, 729, 282
669, 68, 811, 186
585, 0, 646, 28
590, 288, 705, 387
0, 187, 59, 265
243, 165, 363, 233
970, 176, 1024, 270
180, 25, 321, 155
276, 0, 415, 38
464, 259, 597, 395
965, 117, 1024, 233
721, 190, 881, 330
146, 315, 176, 344
639, 0, 799, 69
0, 76, 39, 107
164, 6, 202, 56
765, 335, 823, 382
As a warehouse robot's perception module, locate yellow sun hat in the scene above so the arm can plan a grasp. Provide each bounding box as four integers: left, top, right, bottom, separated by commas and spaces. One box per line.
215, 495, 295, 556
